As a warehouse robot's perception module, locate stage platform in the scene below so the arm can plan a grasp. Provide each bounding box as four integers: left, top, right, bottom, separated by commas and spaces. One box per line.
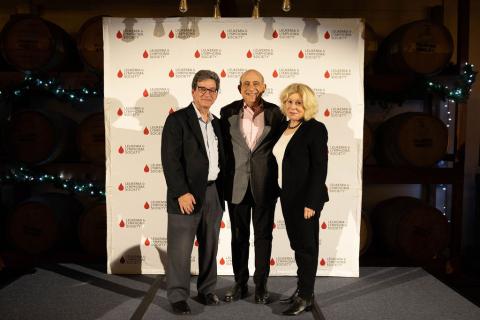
1, 264, 479, 320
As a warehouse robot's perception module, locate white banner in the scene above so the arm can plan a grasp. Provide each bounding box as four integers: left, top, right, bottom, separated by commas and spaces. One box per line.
104, 17, 364, 277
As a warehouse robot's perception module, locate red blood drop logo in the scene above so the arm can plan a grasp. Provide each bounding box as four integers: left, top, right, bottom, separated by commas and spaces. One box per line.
220, 220, 225, 228
194, 50, 200, 58
220, 69, 226, 78
169, 30, 174, 38
143, 89, 149, 97
195, 239, 199, 247
145, 238, 150, 246
324, 31, 330, 39
324, 70, 330, 78
169, 69, 175, 78
220, 30, 226, 39
144, 127, 150, 135
119, 220, 125, 228
270, 258, 275, 266
117, 70, 123, 78
272, 30, 278, 38
143, 50, 149, 58
272, 222, 276, 229
272, 70, 278, 78
144, 164, 150, 173
117, 108, 123, 116
116, 31, 123, 39
324, 109, 330, 117
120, 256, 126, 264
298, 50, 304, 59
118, 183, 124, 191
220, 258, 225, 265
321, 222, 327, 229
144, 202, 150, 209
246, 50, 252, 58
320, 258, 326, 266
169, 108, 175, 114
118, 146, 124, 154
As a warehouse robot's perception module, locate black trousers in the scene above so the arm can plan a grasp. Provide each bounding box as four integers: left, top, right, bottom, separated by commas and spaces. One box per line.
280, 198, 322, 299
228, 185, 276, 286
166, 184, 223, 303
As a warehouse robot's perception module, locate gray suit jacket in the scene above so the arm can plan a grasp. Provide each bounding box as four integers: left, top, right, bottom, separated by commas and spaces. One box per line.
220, 99, 284, 205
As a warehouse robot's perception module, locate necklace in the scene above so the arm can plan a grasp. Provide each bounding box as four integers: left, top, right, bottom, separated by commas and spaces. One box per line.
288, 120, 302, 129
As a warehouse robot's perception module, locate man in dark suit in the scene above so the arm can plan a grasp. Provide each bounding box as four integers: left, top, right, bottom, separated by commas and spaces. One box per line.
161, 70, 225, 315
220, 69, 284, 304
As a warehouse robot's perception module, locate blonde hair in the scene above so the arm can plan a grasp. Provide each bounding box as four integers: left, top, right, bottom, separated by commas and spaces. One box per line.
279, 83, 318, 121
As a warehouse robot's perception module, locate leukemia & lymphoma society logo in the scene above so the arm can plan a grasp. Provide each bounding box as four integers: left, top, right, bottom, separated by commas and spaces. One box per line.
219, 68, 247, 79
321, 220, 347, 230
143, 48, 170, 59
323, 29, 353, 40
116, 68, 144, 79
274, 257, 295, 267
193, 49, 222, 59
115, 29, 144, 40
117, 144, 145, 155
168, 68, 196, 78
146, 88, 170, 97
143, 200, 167, 210
324, 68, 352, 80
271, 28, 300, 39
220, 28, 248, 39
246, 49, 274, 59
143, 125, 164, 136
328, 183, 350, 193
297, 49, 325, 59
143, 236, 167, 247
144, 163, 163, 173
118, 218, 146, 229
117, 182, 146, 192
320, 257, 347, 267
322, 106, 352, 118
219, 257, 233, 266
116, 106, 144, 117
272, 68, 300, 79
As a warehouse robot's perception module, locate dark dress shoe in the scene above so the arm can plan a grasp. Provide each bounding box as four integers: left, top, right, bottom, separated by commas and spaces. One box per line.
171, 300, 191, 315
282, 296, 313, 316
198, 293, 220, 305
254, 284, 270, 304
280, 288, 299, 304
224, 283, 248, 302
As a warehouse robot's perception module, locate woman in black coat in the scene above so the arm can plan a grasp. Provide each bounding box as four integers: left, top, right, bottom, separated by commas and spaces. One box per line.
272, 83, 329, 316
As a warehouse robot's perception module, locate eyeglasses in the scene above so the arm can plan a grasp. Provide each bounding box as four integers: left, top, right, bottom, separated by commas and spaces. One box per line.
196, 86, 218, 95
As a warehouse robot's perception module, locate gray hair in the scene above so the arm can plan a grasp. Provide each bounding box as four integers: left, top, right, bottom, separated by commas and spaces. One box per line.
191, 70, 220, 91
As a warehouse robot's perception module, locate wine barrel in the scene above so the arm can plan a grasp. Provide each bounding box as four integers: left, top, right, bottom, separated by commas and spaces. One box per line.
78, 203, 106, 257
0, 15, 80, 71
360, 213, 372, 256
364, 23, 379, 67
77, 16, 104, 72
374, 113, 448, 167
371, 197, 449, 262
76, 112, 105, 163
4, 109, 78, 166
7, 193, 83, 254
382, 20, 453, 75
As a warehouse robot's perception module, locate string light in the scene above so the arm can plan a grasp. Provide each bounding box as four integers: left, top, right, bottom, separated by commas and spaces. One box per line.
0, 166, 105, 198
0, 73, 101, 104
426, 62, 477, 103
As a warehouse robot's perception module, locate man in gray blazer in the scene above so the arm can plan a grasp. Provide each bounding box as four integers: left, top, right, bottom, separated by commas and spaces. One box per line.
220, 69, 284, 304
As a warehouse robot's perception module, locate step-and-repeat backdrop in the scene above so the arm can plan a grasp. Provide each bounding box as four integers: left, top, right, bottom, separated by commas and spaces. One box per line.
104, 17, 364, 277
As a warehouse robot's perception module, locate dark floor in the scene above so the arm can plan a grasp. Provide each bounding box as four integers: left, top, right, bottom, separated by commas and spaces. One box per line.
1, 255, 480, 320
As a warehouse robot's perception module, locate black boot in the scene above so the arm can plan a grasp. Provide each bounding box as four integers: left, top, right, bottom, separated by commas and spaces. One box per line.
280, 288, 299, 304
224, 283, 248, 302
282, 296, 313, 316
254, 283, 270, 304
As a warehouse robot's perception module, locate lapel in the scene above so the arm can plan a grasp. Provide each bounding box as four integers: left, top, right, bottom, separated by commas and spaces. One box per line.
252, 103, 273, 152
186, 104, 207, 157
284, 120, 310, 156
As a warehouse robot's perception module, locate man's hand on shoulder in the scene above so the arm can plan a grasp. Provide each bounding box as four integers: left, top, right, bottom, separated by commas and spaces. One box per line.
178, 193, 196, 214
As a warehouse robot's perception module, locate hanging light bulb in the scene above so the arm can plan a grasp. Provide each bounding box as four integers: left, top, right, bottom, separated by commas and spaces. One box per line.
282, 0, 291, 12
179, 0, 188, 13
252, 0, 260, 18
213, 0, 221, 19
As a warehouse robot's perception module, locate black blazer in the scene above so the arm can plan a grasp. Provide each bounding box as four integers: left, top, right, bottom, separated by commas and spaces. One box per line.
161, 104, 225, 215
277, 119, 329, 212
220, 99, 285, 205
